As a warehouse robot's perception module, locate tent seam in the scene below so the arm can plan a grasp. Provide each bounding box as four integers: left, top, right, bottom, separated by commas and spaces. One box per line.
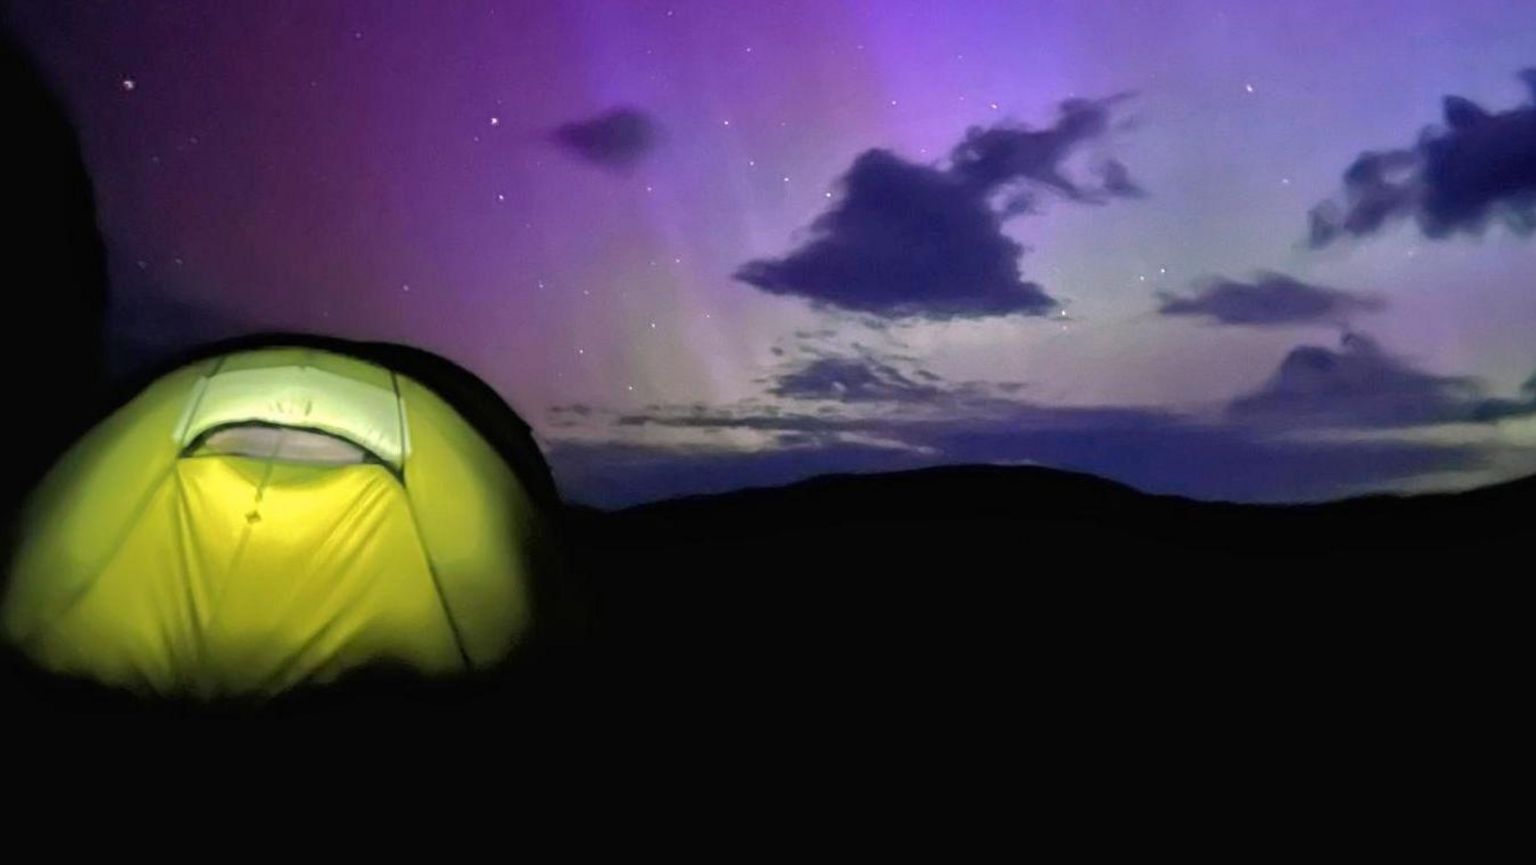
173, 356, 227, 449
401, 494, 475, 671
17, 459, 181, 648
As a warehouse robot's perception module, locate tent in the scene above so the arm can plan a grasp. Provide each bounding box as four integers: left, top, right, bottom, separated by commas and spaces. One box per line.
2, 342, 556, 700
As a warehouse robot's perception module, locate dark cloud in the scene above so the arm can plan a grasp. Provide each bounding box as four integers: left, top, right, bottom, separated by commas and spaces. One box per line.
768, 356, 945, 403
1226, 332, 1530, 427
735, 149, 1053, 319
1157, 272, 1383, 327
760, 351, 1027, 407
947, 93, 1135, 199
1309, 69, 1536, 246
1097, 158, 1146, 199
735, 94, 1138, 320
550, 107, 658, 170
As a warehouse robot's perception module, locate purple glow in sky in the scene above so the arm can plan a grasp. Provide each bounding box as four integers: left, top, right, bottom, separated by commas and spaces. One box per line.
8, 0, 1536, 506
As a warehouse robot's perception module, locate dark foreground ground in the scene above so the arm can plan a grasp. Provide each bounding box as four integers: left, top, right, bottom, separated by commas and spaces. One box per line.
5, 463, 1525, 756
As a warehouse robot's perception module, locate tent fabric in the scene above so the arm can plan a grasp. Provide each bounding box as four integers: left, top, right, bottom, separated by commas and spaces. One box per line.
1, 345, 543, 699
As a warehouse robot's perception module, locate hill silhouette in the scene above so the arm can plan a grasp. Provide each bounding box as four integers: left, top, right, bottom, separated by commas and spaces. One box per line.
567, 463, 1525, 693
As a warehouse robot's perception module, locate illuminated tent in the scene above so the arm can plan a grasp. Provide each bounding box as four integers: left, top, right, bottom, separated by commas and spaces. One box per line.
2, 343, 556, 699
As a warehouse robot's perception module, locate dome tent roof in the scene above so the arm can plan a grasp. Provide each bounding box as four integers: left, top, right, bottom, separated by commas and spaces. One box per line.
1, 336, 562, 702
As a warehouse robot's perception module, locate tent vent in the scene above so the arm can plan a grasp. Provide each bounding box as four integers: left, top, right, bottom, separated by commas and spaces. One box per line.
188, 423, 375, 467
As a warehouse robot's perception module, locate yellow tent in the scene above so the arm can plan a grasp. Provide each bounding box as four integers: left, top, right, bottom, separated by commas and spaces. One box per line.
2, 344, 552, 700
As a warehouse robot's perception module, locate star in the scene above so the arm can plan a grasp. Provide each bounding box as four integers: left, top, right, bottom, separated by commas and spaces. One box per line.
496, 193, 505, 201
121, 78, 136, 92
490, 116, 500, 126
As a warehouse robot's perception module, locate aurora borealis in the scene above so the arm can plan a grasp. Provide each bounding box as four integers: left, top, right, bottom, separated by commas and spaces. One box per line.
8, 0, 1535, 506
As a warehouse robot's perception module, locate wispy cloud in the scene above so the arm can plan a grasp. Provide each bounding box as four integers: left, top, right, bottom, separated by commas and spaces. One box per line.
1157, 272, 1383, 327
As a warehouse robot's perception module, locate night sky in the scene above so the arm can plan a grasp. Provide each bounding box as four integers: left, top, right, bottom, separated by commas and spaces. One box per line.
8, 0, 1536, 506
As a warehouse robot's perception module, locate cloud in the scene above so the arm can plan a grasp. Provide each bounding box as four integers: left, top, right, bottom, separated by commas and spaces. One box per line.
1471, 371, 1536, 421
1157, 272, 1383, 327
760, 349, 1028, 407
735, 149, 1054, 319
1097, 158, 1146, 199
947, 93, 1136, 199
1309, 69, 1536, 246
768, 356, 945, 403
549, 107, 658, 170
735, 94, 1139, 320
1226, 332, 1532, 427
